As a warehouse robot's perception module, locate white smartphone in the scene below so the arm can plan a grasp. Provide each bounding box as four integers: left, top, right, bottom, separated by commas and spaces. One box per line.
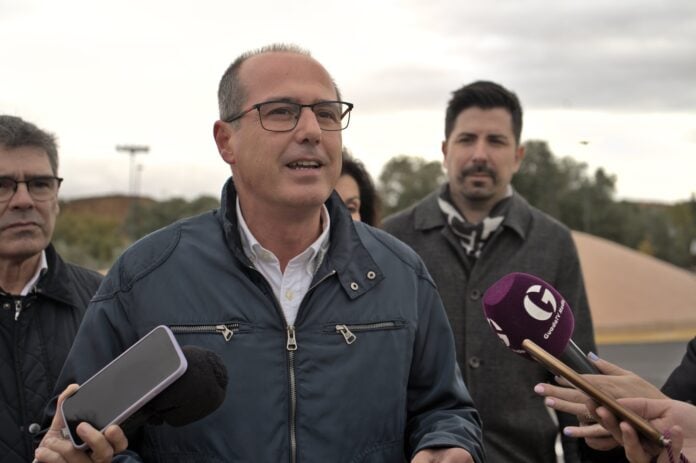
60, 325, 187, 449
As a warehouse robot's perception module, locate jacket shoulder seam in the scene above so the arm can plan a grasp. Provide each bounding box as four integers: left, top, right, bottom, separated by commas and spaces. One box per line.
93, 223, 183, 299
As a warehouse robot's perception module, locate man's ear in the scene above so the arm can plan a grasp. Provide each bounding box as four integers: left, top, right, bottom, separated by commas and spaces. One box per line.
441, 139, 448, 161
513, 143, 525, 172
213, 120, 236, 165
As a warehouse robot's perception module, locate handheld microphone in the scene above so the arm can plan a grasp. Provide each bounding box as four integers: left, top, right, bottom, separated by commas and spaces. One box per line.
482, 272, 599, 374
120, 345, 228, 435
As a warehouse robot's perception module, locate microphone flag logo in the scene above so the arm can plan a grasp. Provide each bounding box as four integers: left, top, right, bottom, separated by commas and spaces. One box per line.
523, 284, 557, 321
486, 318, 510, 347
482, 272, 574, 358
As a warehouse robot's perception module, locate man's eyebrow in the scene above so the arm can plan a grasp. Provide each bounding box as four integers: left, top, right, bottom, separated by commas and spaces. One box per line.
454, 131, 477, 138
262, 96, 296, 103
261, 97, 335, 104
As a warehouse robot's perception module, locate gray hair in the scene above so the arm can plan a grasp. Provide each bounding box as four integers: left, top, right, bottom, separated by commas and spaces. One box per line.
217, 43, 341, 122
0, 115, 59, 174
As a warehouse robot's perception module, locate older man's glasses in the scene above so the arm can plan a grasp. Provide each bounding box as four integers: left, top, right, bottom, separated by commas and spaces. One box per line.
0, 176, 63, 202
224, 100, 354, 132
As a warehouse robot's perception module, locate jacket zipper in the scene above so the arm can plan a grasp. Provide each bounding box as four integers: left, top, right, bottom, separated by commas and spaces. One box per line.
6, 298, 31, 456
286, 326, 298, 463
287, 269, 336, 463
168, 323, 238, 341
244, 255, 337, 463
243, 260, 300, 463
335, 321, 403, 345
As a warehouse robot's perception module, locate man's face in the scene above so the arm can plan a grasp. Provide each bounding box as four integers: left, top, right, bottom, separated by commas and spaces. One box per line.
0, 145, 59, 262
214, 52, 343, 215
442, 107, 524, 211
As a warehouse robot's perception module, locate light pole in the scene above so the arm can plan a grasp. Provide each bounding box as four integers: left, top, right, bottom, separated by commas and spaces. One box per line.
116, 145, 149, 196
579, 141, 590, 232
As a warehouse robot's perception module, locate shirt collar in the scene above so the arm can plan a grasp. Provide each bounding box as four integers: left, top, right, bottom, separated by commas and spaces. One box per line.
20, 250, 48, 296
236, 198, 331, 273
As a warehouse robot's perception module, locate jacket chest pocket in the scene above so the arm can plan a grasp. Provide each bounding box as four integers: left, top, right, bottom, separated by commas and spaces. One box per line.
324, 319, 408, 344
168, 322, 249, 342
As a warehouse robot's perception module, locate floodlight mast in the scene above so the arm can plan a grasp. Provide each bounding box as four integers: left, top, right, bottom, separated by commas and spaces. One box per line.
116, 144, 149, 196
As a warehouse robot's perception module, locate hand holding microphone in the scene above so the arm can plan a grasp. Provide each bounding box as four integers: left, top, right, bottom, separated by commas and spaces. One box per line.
483, 272, 669, 451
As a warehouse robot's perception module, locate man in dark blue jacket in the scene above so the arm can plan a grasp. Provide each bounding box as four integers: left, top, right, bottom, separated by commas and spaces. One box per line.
0, 115, 103, 463
35, 44, 484, 463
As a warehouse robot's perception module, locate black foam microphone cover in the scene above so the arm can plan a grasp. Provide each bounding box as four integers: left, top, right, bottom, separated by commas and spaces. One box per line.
121, 345, 228, 434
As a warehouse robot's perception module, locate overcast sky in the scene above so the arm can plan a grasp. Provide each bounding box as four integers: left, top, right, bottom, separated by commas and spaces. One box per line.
2, 0, 694, 203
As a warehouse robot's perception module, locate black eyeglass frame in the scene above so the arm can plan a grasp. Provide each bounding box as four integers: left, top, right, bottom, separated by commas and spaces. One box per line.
223, 99, 354, 132
0, 176, 64, 202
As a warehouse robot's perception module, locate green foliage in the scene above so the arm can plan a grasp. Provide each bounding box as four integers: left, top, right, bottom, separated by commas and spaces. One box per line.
53, 195, 220, 271
514, 141, 696, 268
53, 211, 128, 271
123, 196, 220, 241
624, 198, 696, 268
378, 155, 445, 217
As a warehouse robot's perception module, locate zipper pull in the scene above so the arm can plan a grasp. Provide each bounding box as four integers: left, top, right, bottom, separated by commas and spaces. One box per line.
216, 324, 234, 341
286, 326, 298, 351
14, 299, 22, 321
336, 324, 356, 345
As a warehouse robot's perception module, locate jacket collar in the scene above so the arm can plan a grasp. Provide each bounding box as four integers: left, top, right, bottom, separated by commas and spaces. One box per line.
413, 183, 530, 240
19, 244, 80, 308
218, 177, 383, 299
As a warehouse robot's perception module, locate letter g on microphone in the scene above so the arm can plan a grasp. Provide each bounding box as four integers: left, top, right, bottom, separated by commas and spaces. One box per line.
523, 284, 557, 321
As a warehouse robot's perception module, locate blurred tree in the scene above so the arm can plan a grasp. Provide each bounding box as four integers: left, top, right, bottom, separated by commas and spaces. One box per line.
53, 195, 220, 272
512, 140, 567, 217
378, 155, 445, 217
657, 199, 696, 267
123, 195, 220, 240
53, 212, 127, 271
514, 140, 621, 239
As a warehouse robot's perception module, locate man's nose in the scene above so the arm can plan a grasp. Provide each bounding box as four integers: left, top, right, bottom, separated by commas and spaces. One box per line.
294, 108, 322, 144
471, 140, 488, 163
8, 183, 35, 208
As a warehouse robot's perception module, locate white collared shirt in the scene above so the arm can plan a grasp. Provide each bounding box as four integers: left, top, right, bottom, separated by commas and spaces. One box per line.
21, 250, 48, 296
236, 199, 330, 326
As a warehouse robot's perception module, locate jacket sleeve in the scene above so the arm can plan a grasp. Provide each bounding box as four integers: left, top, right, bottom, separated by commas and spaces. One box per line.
661, 337, 696, 404
405, 275, 485, 462
49, 269, 146, 463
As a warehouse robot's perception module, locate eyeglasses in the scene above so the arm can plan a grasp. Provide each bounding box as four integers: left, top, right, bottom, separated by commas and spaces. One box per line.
224, 100, 354, 132
0, 176, 63, 202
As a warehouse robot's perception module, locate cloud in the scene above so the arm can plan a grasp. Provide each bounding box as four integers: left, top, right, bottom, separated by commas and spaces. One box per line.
356, 0, 696, 112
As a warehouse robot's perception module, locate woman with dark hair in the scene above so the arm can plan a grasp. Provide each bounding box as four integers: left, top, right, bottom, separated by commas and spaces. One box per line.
336, 148, 381, 226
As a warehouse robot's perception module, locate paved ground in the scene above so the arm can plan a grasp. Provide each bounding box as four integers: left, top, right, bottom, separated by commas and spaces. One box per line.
597, 340, 689, 387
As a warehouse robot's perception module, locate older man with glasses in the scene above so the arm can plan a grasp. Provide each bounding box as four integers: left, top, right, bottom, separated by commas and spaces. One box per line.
0, 115, 103, 463
35, 44, 484, 463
